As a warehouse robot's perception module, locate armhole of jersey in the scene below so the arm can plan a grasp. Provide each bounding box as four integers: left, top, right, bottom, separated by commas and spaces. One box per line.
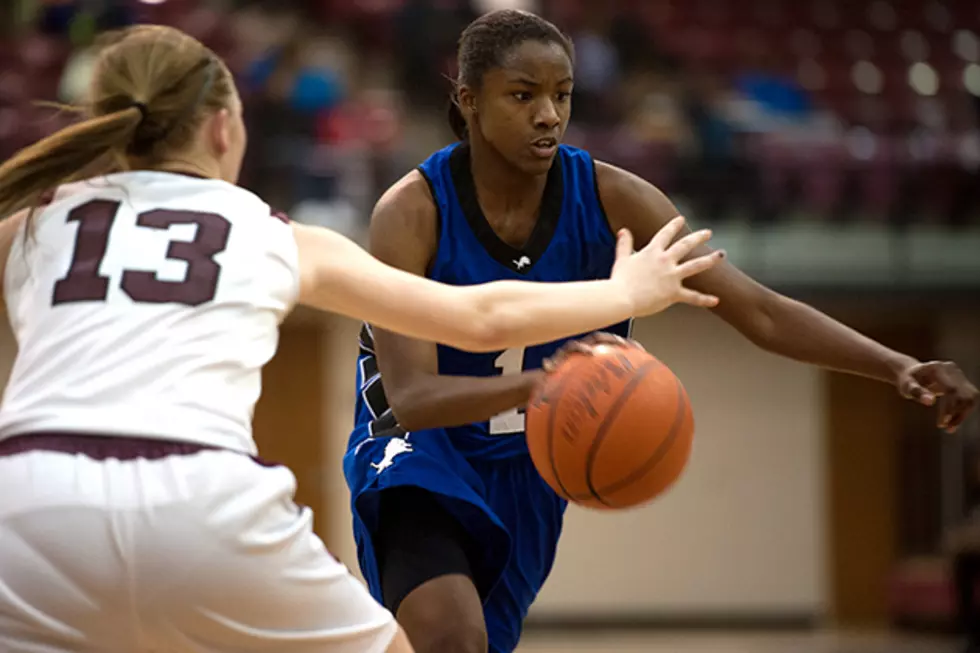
415, 166, 442, 278
589, 154, 616, 240
3, 212, 31, 310
267, 207, 301, 314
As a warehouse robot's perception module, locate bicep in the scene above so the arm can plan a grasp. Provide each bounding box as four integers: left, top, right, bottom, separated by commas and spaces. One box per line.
364, 194, 440, 397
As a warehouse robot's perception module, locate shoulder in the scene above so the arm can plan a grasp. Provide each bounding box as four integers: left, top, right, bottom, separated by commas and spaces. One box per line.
371, 169, 438, 241
593, 159, 642, 197
369, 169, 439, 269
0, 209, 30, 298
191, 178, 293, 232
593, 159, 679, 233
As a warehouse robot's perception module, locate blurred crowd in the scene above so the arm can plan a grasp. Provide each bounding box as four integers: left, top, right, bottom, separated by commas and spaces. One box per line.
2, 0, 980, 235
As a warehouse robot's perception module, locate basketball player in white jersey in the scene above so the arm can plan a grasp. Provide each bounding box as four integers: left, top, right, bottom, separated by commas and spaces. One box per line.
0, 25, 725, 653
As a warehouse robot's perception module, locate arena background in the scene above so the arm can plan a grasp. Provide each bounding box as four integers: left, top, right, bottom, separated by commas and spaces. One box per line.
1, 0, 979, 650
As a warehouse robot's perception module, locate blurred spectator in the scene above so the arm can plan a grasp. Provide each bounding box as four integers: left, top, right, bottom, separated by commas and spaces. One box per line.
1, 0, 977, 229
621, 67, 691, 149
570, 6, 620, 125
681, 70, 763, 222
393, 0, 476, 111
241, 19, 350, 211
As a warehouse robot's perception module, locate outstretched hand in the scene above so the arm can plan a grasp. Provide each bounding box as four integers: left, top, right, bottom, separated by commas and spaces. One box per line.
897, 361, 978, 433
610, 216, 725, 317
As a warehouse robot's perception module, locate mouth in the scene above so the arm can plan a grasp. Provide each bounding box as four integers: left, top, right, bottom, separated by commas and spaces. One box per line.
529, 136, 558, 158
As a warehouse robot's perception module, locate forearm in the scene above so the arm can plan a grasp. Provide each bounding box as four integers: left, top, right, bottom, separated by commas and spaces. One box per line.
471, 278, 635, 351
751, 295, 917, 384
392, 370, 545, 431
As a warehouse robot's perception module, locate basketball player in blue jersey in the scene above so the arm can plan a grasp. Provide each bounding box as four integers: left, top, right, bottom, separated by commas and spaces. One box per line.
344, 10, 979, 653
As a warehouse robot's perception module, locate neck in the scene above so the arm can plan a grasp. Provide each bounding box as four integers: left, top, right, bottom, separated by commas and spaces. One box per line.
467, 138, 548, 212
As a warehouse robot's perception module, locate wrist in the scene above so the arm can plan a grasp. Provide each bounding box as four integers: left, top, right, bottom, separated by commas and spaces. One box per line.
608, 277, 637, 318
886, 352, 920, 383
520, 369, 547, 402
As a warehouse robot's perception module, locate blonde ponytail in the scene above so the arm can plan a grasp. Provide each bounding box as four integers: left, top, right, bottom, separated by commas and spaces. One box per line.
0, 106, 143, 219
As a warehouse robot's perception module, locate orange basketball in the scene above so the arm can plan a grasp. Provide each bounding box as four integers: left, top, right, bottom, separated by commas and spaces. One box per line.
526, 344, 694, 510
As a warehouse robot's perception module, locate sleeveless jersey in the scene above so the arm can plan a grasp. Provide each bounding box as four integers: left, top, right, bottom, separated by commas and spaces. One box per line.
353, 143, 630, 459
0, 171, 300, 454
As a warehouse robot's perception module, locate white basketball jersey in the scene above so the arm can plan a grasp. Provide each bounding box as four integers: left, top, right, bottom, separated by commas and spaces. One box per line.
0, 171, 300, 454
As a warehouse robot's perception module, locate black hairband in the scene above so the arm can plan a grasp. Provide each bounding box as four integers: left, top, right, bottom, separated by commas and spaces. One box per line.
131, 101, 149, 124
128, 57, 219, 155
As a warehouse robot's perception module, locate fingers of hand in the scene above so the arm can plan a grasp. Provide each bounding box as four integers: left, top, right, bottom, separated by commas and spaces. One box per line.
905, 381, 936, 406
554, 341, 595, 361
938, 389, 978, 433
649, 216, 686, 251
666, 229, 714, 262
615, 228, 635, 261
676, 288, 720, 308
676, 249, 726, 279
583, 332, 629, 347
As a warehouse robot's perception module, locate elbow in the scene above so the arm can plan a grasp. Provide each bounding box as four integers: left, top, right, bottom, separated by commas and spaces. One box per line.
386, 389, 427, 432
457, 308, 515, 353
739, 290, 784, 349
448, 284, 523, 353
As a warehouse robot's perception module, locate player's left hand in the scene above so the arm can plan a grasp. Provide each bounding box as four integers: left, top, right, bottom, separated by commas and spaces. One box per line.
543, 332, 645, 373
897, 361, 979, 433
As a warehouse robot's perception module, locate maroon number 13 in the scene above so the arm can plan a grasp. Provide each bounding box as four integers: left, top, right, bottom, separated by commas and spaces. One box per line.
52, 199, 231, 307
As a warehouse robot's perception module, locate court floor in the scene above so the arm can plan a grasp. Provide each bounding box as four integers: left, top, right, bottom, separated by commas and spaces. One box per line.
515, 630, 958, 652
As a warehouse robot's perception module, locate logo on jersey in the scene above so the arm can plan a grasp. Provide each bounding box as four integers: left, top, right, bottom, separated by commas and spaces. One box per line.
513, 256, 531, 271
371, 437, 413, 474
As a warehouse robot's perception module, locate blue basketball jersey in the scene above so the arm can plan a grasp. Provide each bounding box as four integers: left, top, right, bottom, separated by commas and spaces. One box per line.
352, 142, 630, 459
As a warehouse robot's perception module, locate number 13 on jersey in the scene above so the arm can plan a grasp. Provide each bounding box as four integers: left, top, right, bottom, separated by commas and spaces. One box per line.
488, 347, 528, 435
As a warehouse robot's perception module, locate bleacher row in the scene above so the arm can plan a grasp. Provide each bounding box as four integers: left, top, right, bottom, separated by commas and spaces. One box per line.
0, 0, 978, 224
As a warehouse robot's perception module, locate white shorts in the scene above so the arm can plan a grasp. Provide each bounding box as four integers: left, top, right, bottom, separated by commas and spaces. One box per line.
0, 434, 397, 653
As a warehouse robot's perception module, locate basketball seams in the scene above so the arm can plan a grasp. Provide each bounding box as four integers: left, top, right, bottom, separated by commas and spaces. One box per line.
588, 374, 689, 504
544, 365, 581, 500
581, 359, 659, 506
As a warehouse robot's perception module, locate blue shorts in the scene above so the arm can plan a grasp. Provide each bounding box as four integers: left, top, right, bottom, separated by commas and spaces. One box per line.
343, 425, 566, 653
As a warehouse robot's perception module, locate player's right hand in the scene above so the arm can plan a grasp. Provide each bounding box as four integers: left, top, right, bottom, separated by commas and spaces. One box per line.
543, 332, 645, 373
610, 216, 724, 317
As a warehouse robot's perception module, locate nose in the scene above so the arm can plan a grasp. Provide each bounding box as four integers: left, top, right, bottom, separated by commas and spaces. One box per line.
533, 99, 560, 130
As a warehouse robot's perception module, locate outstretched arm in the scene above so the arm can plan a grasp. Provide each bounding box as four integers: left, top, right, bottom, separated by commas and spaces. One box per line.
335, 172, 718, 430
595, 161, 979, 432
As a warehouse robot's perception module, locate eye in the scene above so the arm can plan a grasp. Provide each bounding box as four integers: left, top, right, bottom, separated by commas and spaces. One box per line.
512, 91, 533, 102
556, 91, 571, 102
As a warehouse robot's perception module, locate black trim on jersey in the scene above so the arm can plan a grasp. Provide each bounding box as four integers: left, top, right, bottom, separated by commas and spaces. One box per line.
371, 410, 405, 438
357, 323, 406, 437
415, 167, 442, 268
448, 143, 564, 275
363, 375, 388, 418
358, 322, 376, 355
591, 155, 616, 239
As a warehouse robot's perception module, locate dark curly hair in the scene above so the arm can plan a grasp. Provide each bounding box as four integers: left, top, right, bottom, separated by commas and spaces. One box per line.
447, 10, 574, 140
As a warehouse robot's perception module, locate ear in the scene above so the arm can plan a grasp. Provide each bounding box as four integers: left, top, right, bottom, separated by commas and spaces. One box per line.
457, 85, 478, 119
209, 108, 232, 155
